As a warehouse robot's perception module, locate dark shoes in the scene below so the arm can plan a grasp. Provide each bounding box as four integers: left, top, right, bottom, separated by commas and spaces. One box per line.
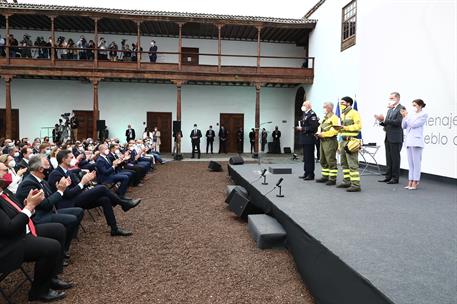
386, 179, 399, 184
29, 289, 66, 302
62, 258, 70, 267
298, 175, 306, 179
315, 178, 328, 183
346, 186, 361, 192
325, 180, 336, 186
120, 198, 141, 212
303, 176, 314, 181
51, 278, 73, 290
336, 183, 351, 188
378, 178, 391, 182
111, 227, 133, 236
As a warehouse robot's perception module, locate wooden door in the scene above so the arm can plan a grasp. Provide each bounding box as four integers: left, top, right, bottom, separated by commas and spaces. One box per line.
146, 112, 172, 153
181, 47, 199, 65
0, 109, 19, 140
220, 113, 244, 153
73, 110, 94, 140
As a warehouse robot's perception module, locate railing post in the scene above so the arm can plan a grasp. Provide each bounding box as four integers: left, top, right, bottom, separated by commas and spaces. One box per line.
94, 18, 99, 68
256, 25, 262, 72
178, 23, 183, 71
172, 80, 185, 121
5, 15, 10, 64
217, 24, 223, 72
136, 20, 141, 70
3, 76, 13, 139
50, 16, 56, 65
90, 78, 100, 140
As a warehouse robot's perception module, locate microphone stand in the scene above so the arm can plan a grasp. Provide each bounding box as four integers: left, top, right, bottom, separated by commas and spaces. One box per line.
256, 121, 272, 168
276, 185, 284, 197
261, 174, 268, 185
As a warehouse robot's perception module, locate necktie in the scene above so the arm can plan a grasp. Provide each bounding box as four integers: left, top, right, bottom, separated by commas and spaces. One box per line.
1, 193, 37, 237
40, 181, 52, 196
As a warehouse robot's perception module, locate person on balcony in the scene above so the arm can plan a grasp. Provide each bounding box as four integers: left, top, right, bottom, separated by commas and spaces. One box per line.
20, 34, 33, 58
123, 44, 132, 62
76, 35, 88, 60
0, 35, 5, 57
149, 40, 158, 63
67, 39, 76, 60
87, 40, 95, 60
109, 41, 118, 61
98, 37, 108, 60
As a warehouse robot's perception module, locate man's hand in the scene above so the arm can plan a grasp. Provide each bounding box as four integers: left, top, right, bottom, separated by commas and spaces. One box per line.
56, 177, 70, 192
374, 114, 384, 122
17, 167, 28, 177
24, 189, 45, 212
77, 154, 84, 160
81, 171, 96, 185
400, 109, 408, 118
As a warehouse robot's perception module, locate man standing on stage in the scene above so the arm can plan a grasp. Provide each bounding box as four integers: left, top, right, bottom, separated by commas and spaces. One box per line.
315, 102, 339, 185
236, 127, 244, 154
190, 124, 202, 159
205, 125, 215, 154
218, 125, 228, 154
272, 126, 281, 154
375, 92, 404, 184
296, 101, 319, 180
337, 96, 362, 192
249, 128, 256, 154
261, 128, 268, 152
125, 124, 136, 142
70, 111, 79, 142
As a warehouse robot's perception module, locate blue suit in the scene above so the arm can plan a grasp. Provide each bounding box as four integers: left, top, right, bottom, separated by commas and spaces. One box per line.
402, 112, 428, 181
96, 155, 131, 197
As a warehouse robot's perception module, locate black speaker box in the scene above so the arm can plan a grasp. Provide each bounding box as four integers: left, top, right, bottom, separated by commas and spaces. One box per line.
283, 147, 292, 154
208, 161, 222, 172
228, 190, 251, 218
229, 156, 244, 165
96, 120, 106, 131
173, 121, 181, 133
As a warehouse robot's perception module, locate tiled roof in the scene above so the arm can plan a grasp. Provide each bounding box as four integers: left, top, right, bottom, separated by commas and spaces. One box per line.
0, 2, 317, 25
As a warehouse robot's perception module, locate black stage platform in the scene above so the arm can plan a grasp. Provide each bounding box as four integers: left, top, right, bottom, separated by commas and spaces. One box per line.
228, 163, 457, 304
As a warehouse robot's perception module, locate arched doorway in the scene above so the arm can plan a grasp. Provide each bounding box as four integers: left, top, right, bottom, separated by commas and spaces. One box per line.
294, 87, 305, 151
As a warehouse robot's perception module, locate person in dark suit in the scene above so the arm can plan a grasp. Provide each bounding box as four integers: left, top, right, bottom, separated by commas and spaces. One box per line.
190, 124, 202, 159
16, 146, 33, 175
297, 101, 319, 180
125, 124, 136, 142
0, 166, 72, 302
108, 143, 146, 186
261, 128, 268, 152
272, 126, 281, 153
249, 128, 256, 154
205, 126, 215, 154
149, 40, 158, 63
49, 150, 140, 236
15, 155, 84, 259
218, 125, 228, 154
236, 128, 244, 154
375, 92, 404, 184
96, 144, 132, 198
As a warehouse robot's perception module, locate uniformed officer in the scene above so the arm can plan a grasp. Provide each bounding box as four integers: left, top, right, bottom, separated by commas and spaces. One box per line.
296, 100, 319, 180
315, 102, 339, 185
337, 96, 362, 192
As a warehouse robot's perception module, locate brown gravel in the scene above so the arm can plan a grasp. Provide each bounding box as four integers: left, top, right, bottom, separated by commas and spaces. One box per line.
3, 162, 314, 304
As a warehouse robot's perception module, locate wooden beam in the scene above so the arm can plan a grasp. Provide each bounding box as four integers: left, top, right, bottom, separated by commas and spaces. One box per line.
256, 26, 262, 71
217, 24, 222, 72
178, 23, 183, 71
3, 76, 13, 139
172, 80, 185, 121
5, 15, 10, 64
90, 78, 101, 139
94, 18, 99, 68
136, 21, 141, 70
50, 16, 56, 65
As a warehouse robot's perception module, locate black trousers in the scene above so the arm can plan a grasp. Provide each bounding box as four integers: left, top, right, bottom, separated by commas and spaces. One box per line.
303, 144, 315, 178
250, 141, 255, 154
315, 138, 320, 160
124, 165, 146, 185
237, 142, 243, 154
192, 142, 201, 158
34, 208, 84, 252
24, 223, 65, 296
219, 140, 227, 154
261, 141, 267, 152
206, 140, 214, 154
385, 139, 402, 180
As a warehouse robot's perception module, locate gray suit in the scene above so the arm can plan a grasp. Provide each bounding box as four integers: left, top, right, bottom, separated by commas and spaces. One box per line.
379, 104, 404, 180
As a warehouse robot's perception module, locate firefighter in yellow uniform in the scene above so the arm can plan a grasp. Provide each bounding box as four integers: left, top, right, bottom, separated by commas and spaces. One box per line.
315, 102, 339, 185
337, 96, 362, 192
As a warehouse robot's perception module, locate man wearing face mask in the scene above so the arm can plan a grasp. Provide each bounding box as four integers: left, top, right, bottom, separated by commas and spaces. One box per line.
337, 96, 362, 192
49, 150, 140, 236
205, 125, 215, 154
108, 144, 146, 186
190, 124, 202, 159
17, 146, 33, 174
296, 101, 319, 180
149, 40, 158, 63
374, 92, 404, 184
16, 155, 84, 261
315, 102, 339, 185
0, 162, 72, 302
0, 154, 27, 194
272, 126, 281, 154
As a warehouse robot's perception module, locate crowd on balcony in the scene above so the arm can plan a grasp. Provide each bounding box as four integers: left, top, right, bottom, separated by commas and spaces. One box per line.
0, 33, 158, 62
0, 132, 170, 301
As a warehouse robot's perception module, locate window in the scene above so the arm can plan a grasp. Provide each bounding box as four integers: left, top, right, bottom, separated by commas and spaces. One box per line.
341, 0, 357, 51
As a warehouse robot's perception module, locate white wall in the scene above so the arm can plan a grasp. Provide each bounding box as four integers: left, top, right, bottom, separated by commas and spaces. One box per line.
4, 29, 305, 67
0, 79, 296, 153
305, 0, 457, 178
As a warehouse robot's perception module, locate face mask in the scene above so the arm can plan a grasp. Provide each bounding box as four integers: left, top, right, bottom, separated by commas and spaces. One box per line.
115, 149, 120, 154
129, 146, 134, 151
45, 149, 51, 156
1, 173, 13, 188
42, 168, 51, 179
340, 103, 347, 110
104, 150, 110, 156
323, 109, 328, 115
70, 159, 77, 167
13, 152, 20, 158
8, 160, 16, 168
301, 106, 306, 112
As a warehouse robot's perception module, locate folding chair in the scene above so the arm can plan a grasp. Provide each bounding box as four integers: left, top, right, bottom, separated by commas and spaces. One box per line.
0, 266, 33, 304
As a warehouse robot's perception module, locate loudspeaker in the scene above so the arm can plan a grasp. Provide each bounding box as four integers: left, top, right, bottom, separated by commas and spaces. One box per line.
228, 190, 251, 218
229, 156, 244, 165
283, 147, 291, 154
174, 154, 183, 161
96, 120, 106, 131
173, 121, 181, 133
208, 161, 222, 172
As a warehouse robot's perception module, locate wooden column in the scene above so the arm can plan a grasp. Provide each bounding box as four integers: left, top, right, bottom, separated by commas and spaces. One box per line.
91, 78, 100, 139
178, 23, 183, 71
217, 24, 222, 72
136, 21, 141, 70
5, 15, 10, 64
254, 83, 261, 153
94, 18, 99, 67
3, 76, 13, 139
50, 16, 55, 65
173, 80, 185, 121
256, 26, 262, 72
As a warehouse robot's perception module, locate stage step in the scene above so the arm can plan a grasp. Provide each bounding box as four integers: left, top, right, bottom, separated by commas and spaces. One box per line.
248, 214, 286, 249
225, 185, 248, 197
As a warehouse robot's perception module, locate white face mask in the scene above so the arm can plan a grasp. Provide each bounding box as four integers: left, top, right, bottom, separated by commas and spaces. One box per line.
8, 160, 16, 168
323, 109, 328, 115
14, 152, 20, 158
104, 150, 110, 156
301, 106, 306, 112
70, 159, 77, 167
115, 149, 120, 154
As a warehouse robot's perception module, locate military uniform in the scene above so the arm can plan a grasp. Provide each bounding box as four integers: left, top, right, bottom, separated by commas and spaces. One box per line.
315, 112, 339, 185
337, 106, 362, 192
299, 110, 319, 179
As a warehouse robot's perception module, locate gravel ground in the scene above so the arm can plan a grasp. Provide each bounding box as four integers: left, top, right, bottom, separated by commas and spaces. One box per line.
3, 161, 314, 304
